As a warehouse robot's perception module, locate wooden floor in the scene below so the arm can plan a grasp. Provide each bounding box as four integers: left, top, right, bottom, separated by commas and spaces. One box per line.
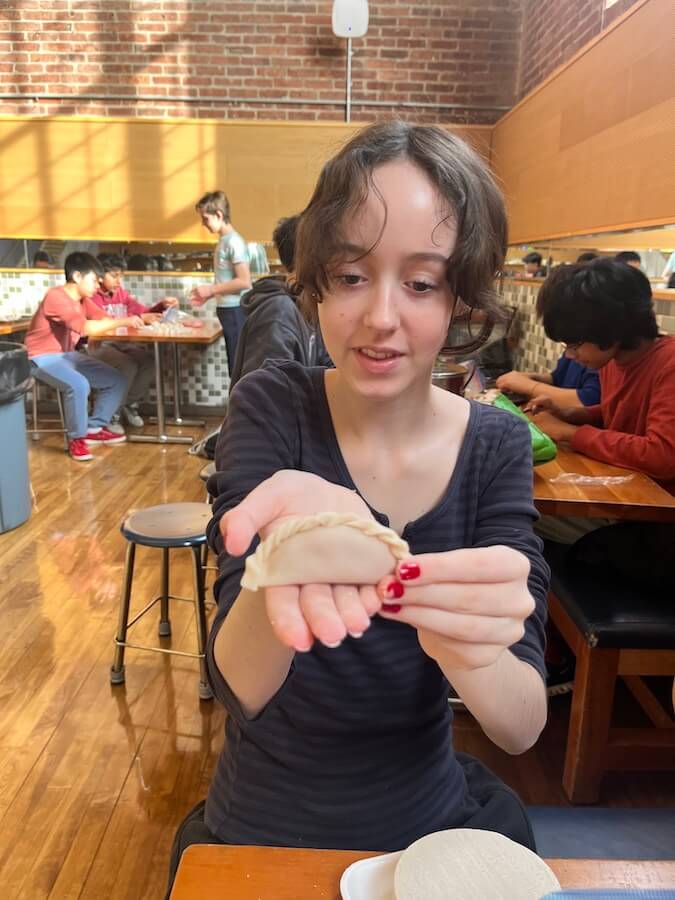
1, 426, 673, 899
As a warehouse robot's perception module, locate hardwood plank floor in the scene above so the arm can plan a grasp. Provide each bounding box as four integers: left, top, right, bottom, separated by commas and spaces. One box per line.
0, 426, 673, 899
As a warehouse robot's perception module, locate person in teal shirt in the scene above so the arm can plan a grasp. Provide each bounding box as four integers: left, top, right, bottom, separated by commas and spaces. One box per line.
191, 191, 252, 374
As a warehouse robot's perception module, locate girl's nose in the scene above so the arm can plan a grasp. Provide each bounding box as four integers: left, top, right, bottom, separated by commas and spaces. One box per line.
363, 282, 399, 331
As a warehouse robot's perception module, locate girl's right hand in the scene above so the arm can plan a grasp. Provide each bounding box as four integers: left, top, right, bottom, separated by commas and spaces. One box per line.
221, 471, 383, 651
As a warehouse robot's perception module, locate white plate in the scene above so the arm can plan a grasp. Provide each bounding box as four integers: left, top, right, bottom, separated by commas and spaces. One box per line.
340, 851, 403, 900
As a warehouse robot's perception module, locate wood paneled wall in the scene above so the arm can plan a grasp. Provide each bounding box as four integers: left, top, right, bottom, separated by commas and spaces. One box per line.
0, 117, 490, 243
1, 0, 671, 246
491, 0, 675, 244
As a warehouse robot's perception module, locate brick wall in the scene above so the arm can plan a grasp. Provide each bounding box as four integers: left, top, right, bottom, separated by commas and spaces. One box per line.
517, 0, 638, 99
0, 0, 522, 125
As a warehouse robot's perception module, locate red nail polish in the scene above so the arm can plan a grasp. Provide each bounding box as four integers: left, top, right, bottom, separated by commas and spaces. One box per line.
381, 603, 401, 614
399, 562, 420, 581
385, 581, 404, 599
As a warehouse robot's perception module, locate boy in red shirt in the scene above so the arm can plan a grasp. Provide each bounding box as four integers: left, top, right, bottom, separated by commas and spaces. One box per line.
25, 252, 144, 462
87, 254, 178, 427
528, 258, 675, 542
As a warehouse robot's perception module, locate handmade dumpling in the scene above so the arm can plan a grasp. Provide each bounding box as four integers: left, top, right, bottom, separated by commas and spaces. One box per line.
240, 513, 409, 591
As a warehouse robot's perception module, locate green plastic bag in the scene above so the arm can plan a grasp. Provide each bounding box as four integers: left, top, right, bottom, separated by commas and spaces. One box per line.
492, 393, 557, 464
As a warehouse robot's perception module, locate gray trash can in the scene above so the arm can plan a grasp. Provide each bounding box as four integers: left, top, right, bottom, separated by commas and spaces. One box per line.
0, 342, 32, 533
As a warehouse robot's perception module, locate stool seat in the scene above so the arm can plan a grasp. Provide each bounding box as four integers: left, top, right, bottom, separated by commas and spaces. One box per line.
199, 461, 216, 483
121, 502, 211, 548
545, 541, 675, 650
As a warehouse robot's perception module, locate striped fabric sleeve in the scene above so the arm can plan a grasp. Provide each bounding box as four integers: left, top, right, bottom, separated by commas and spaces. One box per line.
204, 367, 299, 710
473, 415, 549, 679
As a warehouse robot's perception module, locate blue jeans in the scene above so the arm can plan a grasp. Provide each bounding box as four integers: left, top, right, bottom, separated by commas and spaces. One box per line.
216, 305, 245, 376
31, 351, 128, 439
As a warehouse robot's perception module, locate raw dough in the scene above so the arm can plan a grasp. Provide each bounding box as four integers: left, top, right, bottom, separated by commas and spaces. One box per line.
240, 513, 409, 591
394, 829, 560, 900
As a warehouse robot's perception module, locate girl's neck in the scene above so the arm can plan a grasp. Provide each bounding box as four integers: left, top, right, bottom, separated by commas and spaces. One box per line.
324, 369, 439, 444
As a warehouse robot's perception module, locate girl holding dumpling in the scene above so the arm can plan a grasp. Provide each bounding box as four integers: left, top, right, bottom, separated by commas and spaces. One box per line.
168, 121, 549, 890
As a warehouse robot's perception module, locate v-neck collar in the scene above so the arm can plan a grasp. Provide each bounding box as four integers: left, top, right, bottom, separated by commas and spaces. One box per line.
310, 368, 479, 539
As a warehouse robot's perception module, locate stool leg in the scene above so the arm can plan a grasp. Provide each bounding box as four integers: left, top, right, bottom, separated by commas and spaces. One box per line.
202, 542, 209, 570
158, 547, 171, 637
191, 545, 213, 701
110, 542, 136, 685
56, 389, 68, 451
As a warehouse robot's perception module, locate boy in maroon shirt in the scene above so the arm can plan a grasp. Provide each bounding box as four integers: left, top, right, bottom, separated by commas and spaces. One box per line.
25, 252, 143, 462
87, 254, 178, 427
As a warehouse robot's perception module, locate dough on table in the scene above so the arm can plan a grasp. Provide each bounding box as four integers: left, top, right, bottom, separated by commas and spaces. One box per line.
240, 513, 409, 591
394, 829, 560, 900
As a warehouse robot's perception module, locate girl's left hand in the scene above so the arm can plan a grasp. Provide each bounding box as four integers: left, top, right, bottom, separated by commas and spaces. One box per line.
162, 296, 180, 308
376, 546, 534, 671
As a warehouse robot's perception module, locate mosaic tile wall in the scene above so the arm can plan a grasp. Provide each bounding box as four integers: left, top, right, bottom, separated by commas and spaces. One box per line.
500, 279, 675, 374
3, 270, 674, 409
0, 270, 230, 413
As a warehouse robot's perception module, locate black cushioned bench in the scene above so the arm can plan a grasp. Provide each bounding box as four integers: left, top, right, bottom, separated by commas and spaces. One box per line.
544, 540, 675, 803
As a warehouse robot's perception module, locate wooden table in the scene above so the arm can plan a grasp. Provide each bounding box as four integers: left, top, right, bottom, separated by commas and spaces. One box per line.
170, 844, 675, 898
90, 320, 222, 444
533, 445, 675, 522
0, 317, 32, 335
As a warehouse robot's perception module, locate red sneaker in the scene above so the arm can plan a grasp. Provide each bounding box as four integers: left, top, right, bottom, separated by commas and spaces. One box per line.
85, 427, 127, 446
69, 438, 93, 461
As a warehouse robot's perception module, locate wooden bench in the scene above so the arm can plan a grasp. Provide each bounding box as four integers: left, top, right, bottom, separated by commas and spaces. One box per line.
544, 541, 675, 803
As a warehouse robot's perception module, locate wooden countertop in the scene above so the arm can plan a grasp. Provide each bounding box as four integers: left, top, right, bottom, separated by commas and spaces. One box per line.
170, 845, 675, 899
533, 445, 675, 521
89, 320, 222, 344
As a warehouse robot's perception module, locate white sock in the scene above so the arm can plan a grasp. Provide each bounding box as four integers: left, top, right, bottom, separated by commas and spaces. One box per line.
88, 427, 102, 434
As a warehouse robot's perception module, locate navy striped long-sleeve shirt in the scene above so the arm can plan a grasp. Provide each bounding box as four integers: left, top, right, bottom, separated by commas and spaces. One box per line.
204, 361, 548, 851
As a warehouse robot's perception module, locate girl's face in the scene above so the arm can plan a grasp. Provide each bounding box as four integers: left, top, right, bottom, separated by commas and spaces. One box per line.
318, 159, 457, 401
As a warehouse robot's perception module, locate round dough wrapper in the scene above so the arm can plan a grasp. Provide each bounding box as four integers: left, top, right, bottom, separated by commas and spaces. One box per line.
394, 829, 560, 900
240, 515, 409, 590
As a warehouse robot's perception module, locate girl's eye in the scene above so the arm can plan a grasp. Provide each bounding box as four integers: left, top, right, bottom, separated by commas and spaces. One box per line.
336, 273, 364, 286
408, 280, 436, 293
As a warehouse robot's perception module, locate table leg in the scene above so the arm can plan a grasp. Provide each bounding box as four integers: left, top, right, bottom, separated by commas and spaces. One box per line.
149, 344, 205, 428
128, 342, 193, 444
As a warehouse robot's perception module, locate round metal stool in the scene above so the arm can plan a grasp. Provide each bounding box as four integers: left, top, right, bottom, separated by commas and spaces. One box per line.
110, 502, 214, 701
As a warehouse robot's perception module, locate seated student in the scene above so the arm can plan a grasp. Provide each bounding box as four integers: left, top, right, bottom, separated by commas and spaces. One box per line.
528, 258, 675, 542
615, 250, 642, 269
496, 356, 600, 409
87, 254, 178, 428
25, 252, 144, 462
33, 250, 54, 269
167, 121, 548, 893
229, 215, 331, 389
576, 251, 598, 263
522, 251, 547, 277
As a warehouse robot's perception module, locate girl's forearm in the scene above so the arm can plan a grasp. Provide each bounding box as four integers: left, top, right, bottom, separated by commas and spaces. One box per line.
212, 588, 295, 719
442, 650, 547, 754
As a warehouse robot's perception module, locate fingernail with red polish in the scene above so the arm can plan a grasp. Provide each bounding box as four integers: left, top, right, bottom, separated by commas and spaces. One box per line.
399, 562, 420, 581
385, 581, 404, 599
381, 603, 401, 614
